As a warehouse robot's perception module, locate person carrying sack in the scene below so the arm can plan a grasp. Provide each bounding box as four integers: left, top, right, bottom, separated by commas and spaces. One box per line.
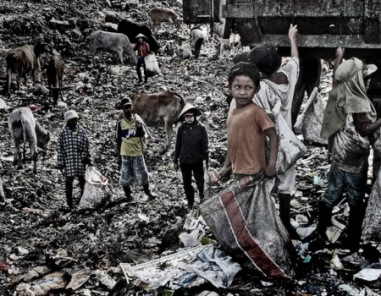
134, 33, 150, 84
56, 110, 91, 209
317, 48, 381, 252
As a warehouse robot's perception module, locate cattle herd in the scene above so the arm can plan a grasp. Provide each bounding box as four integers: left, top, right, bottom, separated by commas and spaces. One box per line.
0, 6, 200, 196
0, 2, 245, 203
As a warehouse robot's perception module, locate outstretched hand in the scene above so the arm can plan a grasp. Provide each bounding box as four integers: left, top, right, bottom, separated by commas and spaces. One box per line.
288, 24, 298, 41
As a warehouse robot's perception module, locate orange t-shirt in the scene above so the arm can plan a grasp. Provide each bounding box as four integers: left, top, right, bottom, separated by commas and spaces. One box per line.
227, 103, 274, 175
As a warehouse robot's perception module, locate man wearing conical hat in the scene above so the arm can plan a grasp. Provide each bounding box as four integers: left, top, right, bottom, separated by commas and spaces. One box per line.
317, 48, 381, 251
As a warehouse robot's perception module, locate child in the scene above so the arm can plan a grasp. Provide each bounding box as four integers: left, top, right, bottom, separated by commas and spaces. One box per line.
173, 104, 209, 210
56, 110, 91, 209
232, 24, 300, 238
318, 48, 381, 251
134, 33, 150, 83
219, 62, 278, 181
116, 97, 155, 201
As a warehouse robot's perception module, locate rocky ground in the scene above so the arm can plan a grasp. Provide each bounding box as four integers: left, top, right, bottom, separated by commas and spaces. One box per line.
0, 0, 381, 295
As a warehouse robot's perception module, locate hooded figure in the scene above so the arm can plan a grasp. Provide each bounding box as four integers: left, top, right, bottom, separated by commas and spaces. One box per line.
321, 57, 377, 140
56, 109, 91, 209
174, 104, 209, 210
317, 55, 381, 252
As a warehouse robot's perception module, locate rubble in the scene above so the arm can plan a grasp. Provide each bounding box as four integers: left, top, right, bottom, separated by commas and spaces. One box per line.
0, 0, 381, 295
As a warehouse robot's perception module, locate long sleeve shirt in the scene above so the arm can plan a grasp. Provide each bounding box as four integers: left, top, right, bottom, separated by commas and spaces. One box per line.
174, 121, 208, 164
56, 124, 90, 177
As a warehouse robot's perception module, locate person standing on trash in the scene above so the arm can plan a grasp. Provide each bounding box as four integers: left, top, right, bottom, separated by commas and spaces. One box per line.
56, 110, 91, 209
173, 104, 209, 210
318, 47, 381, 252
116, 97, 156, 201
190, 25, 207, 59
134, 33, 150, 84
218, 62, 278, 182
229, 24, 300, 239
252, 24, 300, 239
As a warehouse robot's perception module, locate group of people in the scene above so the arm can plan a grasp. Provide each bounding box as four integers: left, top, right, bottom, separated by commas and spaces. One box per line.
218, 25, 381, 253
133, 24, 209, 84
55, 22, 381, 255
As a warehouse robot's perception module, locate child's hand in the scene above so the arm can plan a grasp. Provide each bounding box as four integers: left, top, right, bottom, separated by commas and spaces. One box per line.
264, 164, 276, 177
335, 47, 345, 58
288, 24, 298, 41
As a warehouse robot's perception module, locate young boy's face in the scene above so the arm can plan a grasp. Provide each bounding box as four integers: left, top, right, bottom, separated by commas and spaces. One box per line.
230, 75, 259, 108
123, 104, 132, 117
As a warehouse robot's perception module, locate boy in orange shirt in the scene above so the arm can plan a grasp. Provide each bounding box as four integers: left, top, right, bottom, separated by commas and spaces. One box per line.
219, 62, 278, 181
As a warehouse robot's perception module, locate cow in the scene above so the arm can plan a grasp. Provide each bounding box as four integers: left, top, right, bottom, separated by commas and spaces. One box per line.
89, 30, 137, 65
117, 20, 160, 52
131, 90, 185, 154
47, 54, 64, 105
8, 107, 50, 173
150, 7, 182, 32
5, 42, 47, 97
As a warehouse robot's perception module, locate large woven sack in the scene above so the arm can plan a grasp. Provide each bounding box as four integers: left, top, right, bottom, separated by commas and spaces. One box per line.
200, 176, 295, 279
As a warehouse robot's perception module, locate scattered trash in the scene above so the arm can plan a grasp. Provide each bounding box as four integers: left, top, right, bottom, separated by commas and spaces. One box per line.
354, 268, 381, 282
313, 175, 325, 187
120, 245, 241, 291
66, 269, 93, 291
330, 251, 344, 270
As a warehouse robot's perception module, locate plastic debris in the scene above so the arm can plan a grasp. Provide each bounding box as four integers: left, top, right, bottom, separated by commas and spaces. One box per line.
353, 268, 381, 282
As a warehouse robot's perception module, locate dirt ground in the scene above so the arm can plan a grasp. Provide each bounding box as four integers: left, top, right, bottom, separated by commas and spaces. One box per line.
0, 0, 381, 295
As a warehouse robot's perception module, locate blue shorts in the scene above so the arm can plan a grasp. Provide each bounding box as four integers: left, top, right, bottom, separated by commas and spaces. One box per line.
119, 155, 149, 187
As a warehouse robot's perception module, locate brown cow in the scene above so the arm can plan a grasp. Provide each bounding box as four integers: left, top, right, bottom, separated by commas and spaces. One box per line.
5, 42, 47, 97
150, 7, 182, 32
131, 90, 185, 154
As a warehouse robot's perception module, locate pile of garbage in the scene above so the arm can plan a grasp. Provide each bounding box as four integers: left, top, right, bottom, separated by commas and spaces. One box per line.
1, 0, 381, 295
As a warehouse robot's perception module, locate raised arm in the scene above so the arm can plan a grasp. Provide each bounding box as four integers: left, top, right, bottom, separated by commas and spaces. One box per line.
332, 47, 345, 86
288, 24, 298, 58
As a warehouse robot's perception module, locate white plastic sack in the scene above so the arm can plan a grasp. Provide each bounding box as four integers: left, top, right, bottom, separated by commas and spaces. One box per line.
79, 167, 109, 209
270, 113, 308, 174
144, 53, 162, 77
294, 87, 327, 145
